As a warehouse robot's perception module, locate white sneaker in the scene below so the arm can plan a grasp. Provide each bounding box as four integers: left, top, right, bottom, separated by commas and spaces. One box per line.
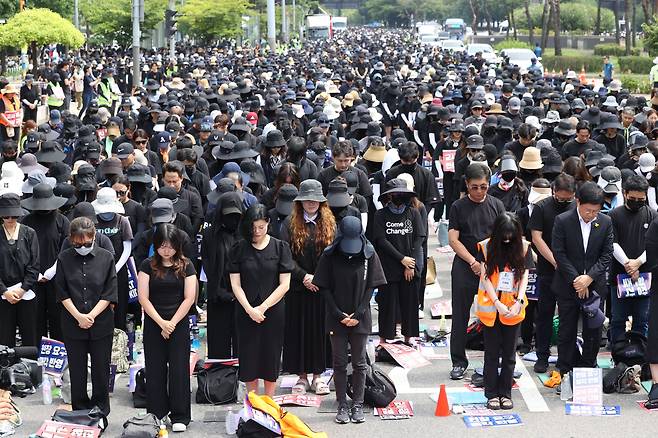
418, 309, 425, 319
172, 423, 187, 433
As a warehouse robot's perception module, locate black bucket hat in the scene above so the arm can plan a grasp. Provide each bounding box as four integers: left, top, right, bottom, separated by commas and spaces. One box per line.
21, 183, 67, 211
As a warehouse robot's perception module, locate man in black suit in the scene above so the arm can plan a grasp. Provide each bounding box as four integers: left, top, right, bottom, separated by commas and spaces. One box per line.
552, 182, 613, 381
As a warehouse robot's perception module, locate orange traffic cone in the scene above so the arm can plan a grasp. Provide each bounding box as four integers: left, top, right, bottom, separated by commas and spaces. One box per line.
435, 384, 450, 417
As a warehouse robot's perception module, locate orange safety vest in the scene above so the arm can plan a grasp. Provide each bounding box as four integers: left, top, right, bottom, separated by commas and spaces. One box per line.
0, 94, 20, 127
475, 238, 529, 327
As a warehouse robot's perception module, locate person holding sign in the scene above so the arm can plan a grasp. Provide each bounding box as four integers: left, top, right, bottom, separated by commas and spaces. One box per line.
55, 217, 117, 417
0, 194, 40, 347
475, 212, 533, 410
551, 182, 613, 387
609, 175, 656, 343
137, 224, 197, 432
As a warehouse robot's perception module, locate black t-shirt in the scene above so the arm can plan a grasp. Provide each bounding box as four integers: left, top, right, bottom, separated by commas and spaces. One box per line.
448, 195, 505, 258
488, 183, 528, 213
609, 205, 658, 281
373, 205, 425, 281
317, 165, 373, 197
528, 197, 574, 275
139, 258, 196, 319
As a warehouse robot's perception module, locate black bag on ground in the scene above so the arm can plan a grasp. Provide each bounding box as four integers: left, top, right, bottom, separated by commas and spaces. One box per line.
121, 413, 160, 438
603, 362, 627, 394
133, 368, 147, 408
347, 356, 396, 408
235, 418, 282, 437
465, 320, 485, 350
195, 364, 239, 404
52, 406, 106, 431
611, 330, 647, 366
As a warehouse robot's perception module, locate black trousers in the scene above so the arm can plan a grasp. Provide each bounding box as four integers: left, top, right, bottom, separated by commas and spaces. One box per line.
0, 298, 37, 347
450, 259, 479, 368
535, 273, 557, 361
556, 292, 603, 374
330, 332, 368, 405
483, 318, 519, 399
207, 300, 238, 359
418, 239, 429, 310
36, 282, 62, 341
520, 300, 537, 346
144, 316, 191, 425
377, 278, 419, 340
64, 333, 113, 416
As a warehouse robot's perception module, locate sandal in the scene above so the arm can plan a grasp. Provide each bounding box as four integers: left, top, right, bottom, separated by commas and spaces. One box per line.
311, 379, 331, 395
486, 398, 500, 410
500, 397, 513, 410
292, 377, 310, 394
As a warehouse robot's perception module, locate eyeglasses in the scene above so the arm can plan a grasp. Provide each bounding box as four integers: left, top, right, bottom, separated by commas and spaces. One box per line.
468, 184, 489, 192
115, 190, 128, 196
135, 140, 148, 145
72, 241, 94, 249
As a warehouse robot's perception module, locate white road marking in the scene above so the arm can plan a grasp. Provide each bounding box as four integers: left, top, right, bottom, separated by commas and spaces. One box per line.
515, 354, 550, 412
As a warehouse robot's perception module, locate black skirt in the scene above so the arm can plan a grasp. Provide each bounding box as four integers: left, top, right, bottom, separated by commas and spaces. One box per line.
236, 299, 284, 382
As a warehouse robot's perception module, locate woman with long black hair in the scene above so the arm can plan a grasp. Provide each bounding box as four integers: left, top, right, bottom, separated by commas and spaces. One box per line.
138, 223, 197, 432
229, 204, 293, 397
475, 212, 533, 410
202, 192, 244, 359
280, 179, 336, 395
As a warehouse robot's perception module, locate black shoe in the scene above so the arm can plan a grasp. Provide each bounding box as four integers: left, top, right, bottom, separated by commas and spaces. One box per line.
533, 358, 549, 374
471, 371, 484, 387
450, 366, 467, 380
646, 383, 658, 409
350, 403, 365, 423
517, 343, 531, 355
335, 404, 350, 424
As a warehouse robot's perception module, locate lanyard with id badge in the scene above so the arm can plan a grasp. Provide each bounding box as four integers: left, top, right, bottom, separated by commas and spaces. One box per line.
497, 271, 516, 294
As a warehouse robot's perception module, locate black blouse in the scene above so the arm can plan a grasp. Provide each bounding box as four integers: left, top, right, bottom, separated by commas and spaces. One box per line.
0, 224, 40, 293
55, 246, 118, 340
228, 237, 294, 305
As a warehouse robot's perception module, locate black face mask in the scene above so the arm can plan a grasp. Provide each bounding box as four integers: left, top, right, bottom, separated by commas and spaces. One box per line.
554, 197, 573, 211
222, 214, 241, 231
501, 172, 516, 182
185, 165, 196, 175
626, 199, 646, 212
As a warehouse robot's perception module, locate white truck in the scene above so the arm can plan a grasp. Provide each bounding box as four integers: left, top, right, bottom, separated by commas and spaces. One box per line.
333, 16, 347, 32
306, 14, 333, 40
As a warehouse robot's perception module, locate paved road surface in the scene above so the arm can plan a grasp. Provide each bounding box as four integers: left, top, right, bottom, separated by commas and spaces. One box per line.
12, 241, 658, 437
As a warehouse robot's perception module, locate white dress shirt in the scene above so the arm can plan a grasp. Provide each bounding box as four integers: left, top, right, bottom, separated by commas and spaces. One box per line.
577, 209, 593, 253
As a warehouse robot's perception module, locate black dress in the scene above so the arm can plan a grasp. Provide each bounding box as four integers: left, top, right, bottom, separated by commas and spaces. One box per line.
229, 237, 294, 382
280, 220, 328, 375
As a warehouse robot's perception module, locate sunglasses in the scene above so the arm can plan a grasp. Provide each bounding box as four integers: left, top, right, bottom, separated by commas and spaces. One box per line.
468, 184, 489, 192
2, 216, 18, 220
135, 140, 148, 144
115, 190, 128, 196
72, 241, 94, 249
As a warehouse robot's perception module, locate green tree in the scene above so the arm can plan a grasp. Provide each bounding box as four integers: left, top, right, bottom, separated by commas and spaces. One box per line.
28, 0, 74, 19
642, 18, 658, 55
179, 0, 252, 43
0, 8, 84, 74
0, 0, 17, 19
79, 0, 167, 46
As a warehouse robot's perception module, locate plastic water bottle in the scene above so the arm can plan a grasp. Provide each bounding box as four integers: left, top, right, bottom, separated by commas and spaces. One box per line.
42, 374, 52, 405
237, 381, 247, 402
366, 339, 376, 363
560, 372, 573, 401
438, 219, 449, 247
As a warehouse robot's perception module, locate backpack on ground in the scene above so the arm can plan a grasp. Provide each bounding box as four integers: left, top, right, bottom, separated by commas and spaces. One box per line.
111, 328, 129, 373
121, 413, 160, 438
348, 355, 396, 408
